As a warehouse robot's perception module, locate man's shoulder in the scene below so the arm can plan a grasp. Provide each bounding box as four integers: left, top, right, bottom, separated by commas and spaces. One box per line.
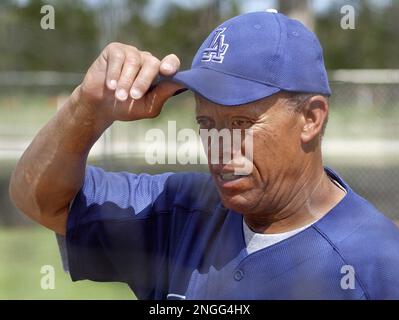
156, 171, 221, 213
315, 187, 399, 298
316, 186, 399, 253
320, 168, 399, 248
337, 200, 399, 258
79, 166, 220, 217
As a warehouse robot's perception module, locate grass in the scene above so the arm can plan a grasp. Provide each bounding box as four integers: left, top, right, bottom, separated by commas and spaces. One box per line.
0, 226, 135, 299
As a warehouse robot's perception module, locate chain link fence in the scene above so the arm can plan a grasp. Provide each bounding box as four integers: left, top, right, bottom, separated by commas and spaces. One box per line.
0, 70, 398, 224
323, 72, 399, 220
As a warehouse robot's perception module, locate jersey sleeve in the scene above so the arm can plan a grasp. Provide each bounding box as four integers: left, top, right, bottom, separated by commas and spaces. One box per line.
64, 165, 174, 299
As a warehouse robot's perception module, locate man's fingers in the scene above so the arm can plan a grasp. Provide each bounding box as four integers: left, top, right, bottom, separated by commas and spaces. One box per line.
145, 80, 185, 113
99, 44, 182, 121
160, 54, 181, 76
120, 81, 183, 121
104, 43, 126, 91
115, 51, 142, 101
130, 54, 161, 100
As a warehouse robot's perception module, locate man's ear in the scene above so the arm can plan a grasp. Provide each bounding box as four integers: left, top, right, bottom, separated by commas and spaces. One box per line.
300, 95, 329, 143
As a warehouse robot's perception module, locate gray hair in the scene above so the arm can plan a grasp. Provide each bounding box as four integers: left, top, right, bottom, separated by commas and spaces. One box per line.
284, 91, 329, 136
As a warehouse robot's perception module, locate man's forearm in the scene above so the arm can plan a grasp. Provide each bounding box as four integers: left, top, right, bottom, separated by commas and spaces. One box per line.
9, 43, 180, 235
9, 87, 111, 231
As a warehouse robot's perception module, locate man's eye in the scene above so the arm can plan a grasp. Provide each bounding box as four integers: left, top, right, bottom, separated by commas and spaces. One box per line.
231, 119, 252, 129
197, 118, 212, 128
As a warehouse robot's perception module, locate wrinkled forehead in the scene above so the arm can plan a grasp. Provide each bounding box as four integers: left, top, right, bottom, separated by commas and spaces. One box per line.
194, 93, 283, 118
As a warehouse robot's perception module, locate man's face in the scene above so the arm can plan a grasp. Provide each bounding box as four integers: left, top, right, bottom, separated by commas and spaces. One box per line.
195, 93, 306, 216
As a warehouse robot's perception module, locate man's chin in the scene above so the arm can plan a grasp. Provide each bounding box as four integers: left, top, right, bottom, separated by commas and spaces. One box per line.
219, 194, 257, 214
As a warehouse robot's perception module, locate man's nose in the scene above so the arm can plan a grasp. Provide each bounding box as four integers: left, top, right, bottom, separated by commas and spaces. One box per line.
209, 130, 243, 165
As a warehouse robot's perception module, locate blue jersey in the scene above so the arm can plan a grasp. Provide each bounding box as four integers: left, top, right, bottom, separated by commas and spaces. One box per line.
62, 166, 399, 299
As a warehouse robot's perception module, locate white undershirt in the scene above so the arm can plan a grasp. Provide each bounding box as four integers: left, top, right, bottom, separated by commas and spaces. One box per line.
243, 219, 314, 254
243, 177, 347, 254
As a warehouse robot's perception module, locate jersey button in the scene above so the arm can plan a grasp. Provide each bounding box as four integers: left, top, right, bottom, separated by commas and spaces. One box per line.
234, 269, 244, 281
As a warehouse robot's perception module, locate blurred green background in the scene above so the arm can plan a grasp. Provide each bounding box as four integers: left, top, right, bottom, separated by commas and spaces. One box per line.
1, 0, 399, 299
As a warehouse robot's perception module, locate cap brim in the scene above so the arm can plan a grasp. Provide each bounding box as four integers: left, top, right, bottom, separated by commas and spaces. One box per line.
170, 67, 281, 106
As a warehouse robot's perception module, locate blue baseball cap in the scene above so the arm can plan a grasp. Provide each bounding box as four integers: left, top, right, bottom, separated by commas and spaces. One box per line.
170, 11, 331, 106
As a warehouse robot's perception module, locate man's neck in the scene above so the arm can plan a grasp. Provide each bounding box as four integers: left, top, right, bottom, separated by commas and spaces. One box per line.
244, 167, 346, 234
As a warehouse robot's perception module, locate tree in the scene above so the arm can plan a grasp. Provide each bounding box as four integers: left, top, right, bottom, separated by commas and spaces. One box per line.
0, 0, 99, 72
279, 0, 315, 30
316, 0, 399, 69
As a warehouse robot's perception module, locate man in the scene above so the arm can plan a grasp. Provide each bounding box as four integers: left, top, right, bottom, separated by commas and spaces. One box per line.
9, 11, 399, 299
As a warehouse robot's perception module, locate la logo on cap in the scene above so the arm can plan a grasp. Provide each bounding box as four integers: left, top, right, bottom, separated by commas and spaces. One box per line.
201, 27, 229, 63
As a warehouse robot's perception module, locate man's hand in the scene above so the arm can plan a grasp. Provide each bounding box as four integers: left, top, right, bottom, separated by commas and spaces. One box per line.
9, 43, 183, 235
75, 42, 183, 125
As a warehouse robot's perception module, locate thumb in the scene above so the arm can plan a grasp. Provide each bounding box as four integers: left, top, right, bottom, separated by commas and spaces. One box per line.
145, 80, 186, 112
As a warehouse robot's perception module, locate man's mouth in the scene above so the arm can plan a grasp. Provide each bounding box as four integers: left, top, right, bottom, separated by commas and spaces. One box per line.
213, 169, 253, 193
219, 172, 243, 181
